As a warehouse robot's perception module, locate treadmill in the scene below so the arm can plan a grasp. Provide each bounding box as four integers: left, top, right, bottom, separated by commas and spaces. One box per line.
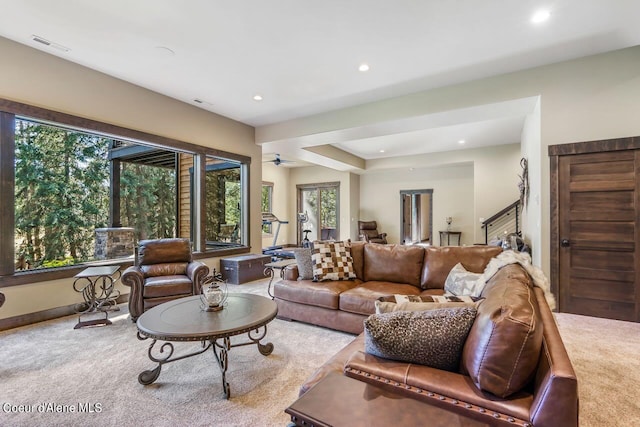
262, 213, 295, 259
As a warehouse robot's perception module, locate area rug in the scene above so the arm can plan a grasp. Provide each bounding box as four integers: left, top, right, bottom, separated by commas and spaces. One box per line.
1, 279, 638, 426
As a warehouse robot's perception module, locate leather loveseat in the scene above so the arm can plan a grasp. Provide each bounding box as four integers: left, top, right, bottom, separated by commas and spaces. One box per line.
275, 242, 578, 427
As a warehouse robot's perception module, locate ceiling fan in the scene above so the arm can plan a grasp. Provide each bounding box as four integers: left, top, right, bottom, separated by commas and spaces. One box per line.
264, 153, 294, 166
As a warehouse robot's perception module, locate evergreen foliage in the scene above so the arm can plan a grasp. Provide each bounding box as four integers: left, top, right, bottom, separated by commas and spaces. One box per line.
14, 119, 176, 270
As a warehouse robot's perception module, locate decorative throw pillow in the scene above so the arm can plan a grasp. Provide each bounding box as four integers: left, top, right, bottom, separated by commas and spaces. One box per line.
444, 263, 483, 297
364, 307, 477, 371
312, 240, 357, 281
375, 294, 481, 314
293, 248, 313, 280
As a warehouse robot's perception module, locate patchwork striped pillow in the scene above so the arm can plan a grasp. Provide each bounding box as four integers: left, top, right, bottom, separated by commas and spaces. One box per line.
312, 241, 356, 281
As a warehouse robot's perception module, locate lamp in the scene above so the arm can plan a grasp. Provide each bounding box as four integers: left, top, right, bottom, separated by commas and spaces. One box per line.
200, 268, 228, 312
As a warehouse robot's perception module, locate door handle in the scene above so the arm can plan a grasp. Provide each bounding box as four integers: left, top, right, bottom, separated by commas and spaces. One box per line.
560, 239, 570, 247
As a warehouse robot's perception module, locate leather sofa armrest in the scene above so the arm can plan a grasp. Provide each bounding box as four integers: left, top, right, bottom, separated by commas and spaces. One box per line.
121, 266, 143, 289
344, 351, 533, 425
122, 266, 144, 321
529, 287, 578, 427
186, 261, 210, 294
284, 264, 299, 281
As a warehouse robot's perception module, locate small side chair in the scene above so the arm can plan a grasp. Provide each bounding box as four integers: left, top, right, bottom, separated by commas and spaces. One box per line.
122, 238, 209, 321
358, 220, 388, 244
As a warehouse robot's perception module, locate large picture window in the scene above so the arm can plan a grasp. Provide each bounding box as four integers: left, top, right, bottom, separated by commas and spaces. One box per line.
0, 100, 250, 283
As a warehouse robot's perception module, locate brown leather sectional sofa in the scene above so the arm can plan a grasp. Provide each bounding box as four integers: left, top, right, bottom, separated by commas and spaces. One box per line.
274, 242, 578, 427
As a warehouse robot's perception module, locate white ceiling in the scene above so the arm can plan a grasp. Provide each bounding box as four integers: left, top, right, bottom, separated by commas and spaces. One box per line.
1, 0, 639, 168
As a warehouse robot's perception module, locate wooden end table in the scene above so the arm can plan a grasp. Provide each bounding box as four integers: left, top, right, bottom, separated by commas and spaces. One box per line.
286, 373, 489, 427
136, 293, 277, 399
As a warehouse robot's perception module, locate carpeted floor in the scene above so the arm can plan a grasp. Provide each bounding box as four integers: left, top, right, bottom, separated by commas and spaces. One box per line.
1, 278, 639, 426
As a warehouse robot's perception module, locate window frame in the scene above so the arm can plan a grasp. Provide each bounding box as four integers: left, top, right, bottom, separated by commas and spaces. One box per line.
0, 98, 251, 287
261, 181, 274, 234
296, 181, 340, 245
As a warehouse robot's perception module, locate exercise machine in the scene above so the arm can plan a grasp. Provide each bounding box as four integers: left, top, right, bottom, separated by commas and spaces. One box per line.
262, 213, 295, 259
298, 211, 312, 248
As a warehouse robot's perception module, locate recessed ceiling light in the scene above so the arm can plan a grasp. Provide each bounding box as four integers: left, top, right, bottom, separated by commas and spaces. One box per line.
458, 140, 466, 144
379, 149, 385, 153
531, 9, 551, 24
253, 94, 263, 101
358, 63, 370, 72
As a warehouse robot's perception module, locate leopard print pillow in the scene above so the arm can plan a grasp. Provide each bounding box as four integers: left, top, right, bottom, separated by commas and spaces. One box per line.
364, 306, 477, 372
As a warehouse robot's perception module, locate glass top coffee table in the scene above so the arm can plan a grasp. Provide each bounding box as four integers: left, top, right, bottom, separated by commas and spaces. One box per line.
136, 293, 277, 399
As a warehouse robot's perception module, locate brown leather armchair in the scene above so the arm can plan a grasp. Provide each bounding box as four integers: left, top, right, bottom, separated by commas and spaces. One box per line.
358, 221, 387, 244
122, 238, 209, 321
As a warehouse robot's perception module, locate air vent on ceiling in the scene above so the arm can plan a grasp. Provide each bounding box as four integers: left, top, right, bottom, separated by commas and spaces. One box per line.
31, 35, 70, 52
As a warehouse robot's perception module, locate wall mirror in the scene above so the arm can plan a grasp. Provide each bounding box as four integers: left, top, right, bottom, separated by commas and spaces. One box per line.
400, 189, 433, 245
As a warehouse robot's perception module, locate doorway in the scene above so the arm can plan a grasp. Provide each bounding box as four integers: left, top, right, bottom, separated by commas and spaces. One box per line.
297, 182, 339, 245
400, 189, 433, 245
550, 138, 639, 322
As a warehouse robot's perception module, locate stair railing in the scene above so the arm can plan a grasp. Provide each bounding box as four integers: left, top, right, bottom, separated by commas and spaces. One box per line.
481, 200, 521, 244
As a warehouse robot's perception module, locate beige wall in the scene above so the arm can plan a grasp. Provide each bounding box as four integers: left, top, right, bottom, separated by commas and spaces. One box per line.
257, 46, 640, 280
262, 144, 519, 248
363, 144, 521, 243
361, 164, 474, 245
261, 162, 292, 248
521, 98, 542, 265
359, 144, 520, 245
0, 37, 258, 320
288, 167, 358, 243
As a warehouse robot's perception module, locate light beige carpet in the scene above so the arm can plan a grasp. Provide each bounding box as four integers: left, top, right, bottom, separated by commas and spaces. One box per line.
0, 279, 638, 426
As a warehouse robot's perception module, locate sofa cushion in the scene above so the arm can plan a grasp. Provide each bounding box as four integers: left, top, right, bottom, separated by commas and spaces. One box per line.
141, 262, 188, 278
461, 264, 543, 398
294, 248, 314, 280
443, 262, 483, 296
339, 281, 421, 315
138, 238, 192, 265
374, 294, 479, 314
347, 240, 365, 280
363, 244, 424, 287
364, 307, 477, 371
274, 279, 360, 309
420, 246, 502, 290
143, 275, 193, 298
312, 241, 357, 281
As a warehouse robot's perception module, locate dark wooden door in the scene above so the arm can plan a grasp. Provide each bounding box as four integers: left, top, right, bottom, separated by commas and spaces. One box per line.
557, 149, 639, 321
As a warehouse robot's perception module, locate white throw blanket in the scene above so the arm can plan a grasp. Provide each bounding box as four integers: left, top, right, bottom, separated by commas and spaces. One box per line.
476, 251, 556, 310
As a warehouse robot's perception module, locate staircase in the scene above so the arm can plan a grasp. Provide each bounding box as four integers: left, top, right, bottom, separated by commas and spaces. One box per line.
481, 200, 521, 244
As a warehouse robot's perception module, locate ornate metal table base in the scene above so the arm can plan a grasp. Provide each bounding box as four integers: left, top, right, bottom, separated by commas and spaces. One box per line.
137, 325, 274, 399
73, 266, 121, 329
264, 259, 296, 298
